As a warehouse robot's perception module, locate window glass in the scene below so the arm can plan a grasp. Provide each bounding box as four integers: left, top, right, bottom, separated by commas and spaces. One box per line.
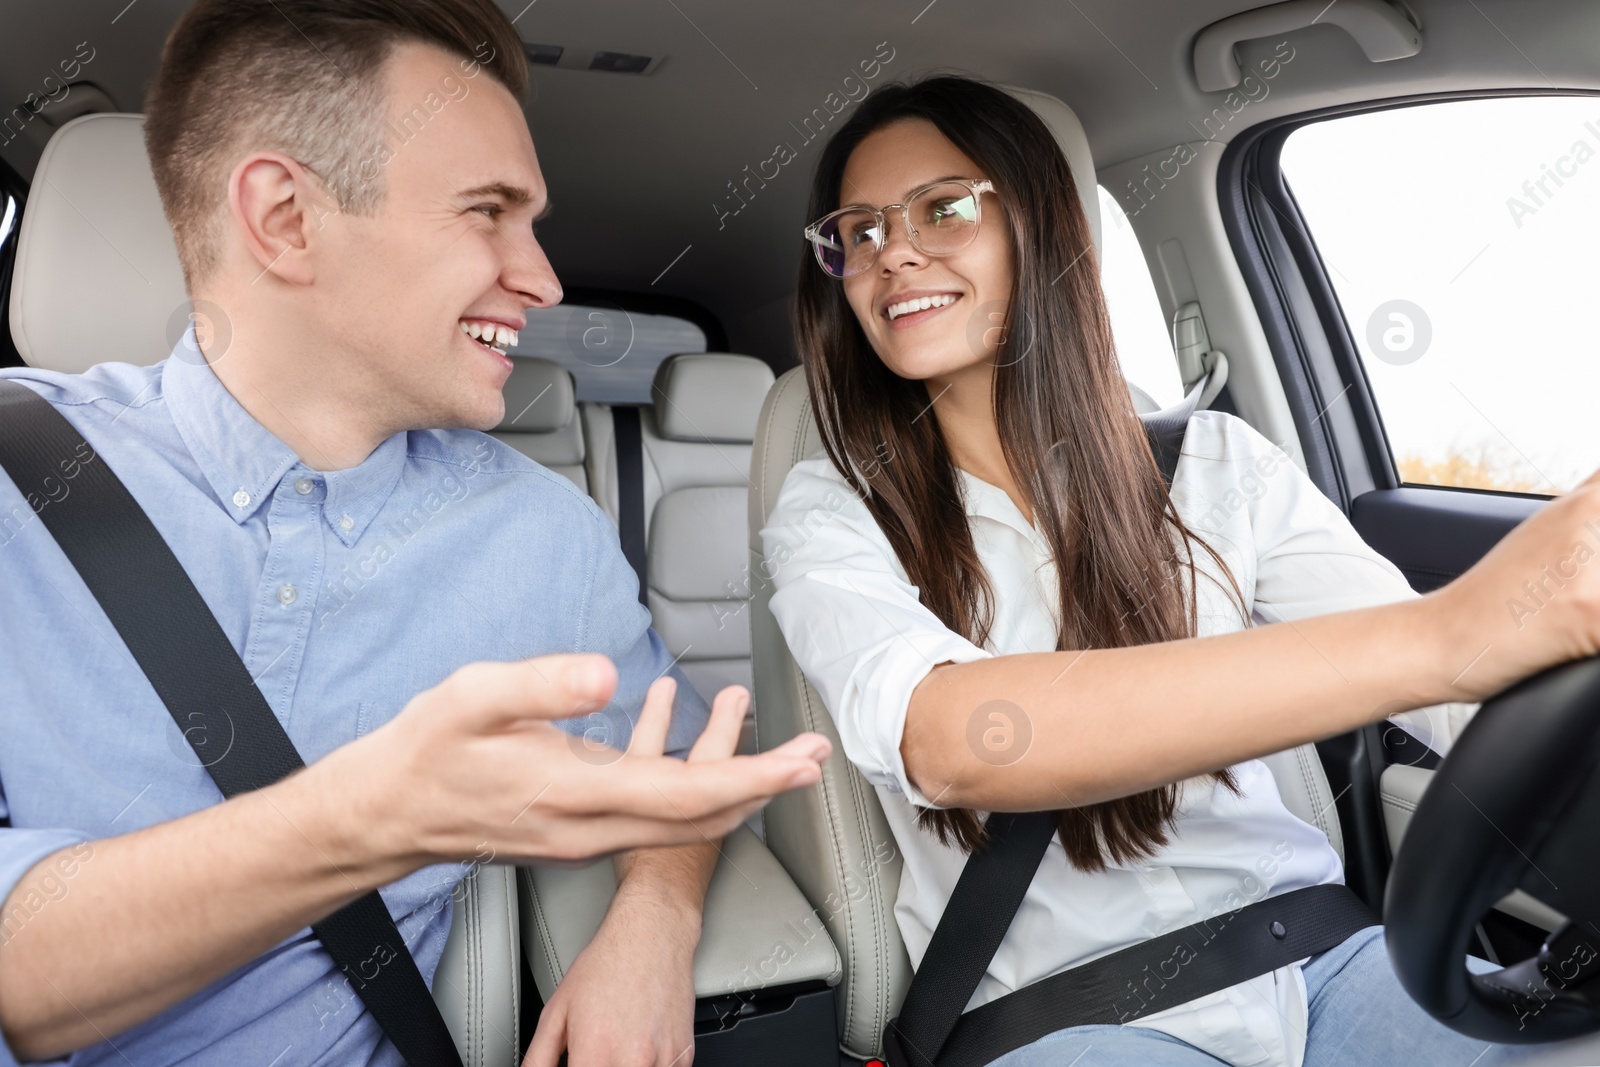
511, 303, 707, 403
1282, 97, 1600, 495
1097, 186, 1184, 409
0, 194, 19, 368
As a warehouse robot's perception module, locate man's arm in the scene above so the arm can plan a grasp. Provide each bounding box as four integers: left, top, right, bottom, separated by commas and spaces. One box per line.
0, 764, 394, 1059
0, 658, 829, 1059
526, 680, 747, 1067
610, 841, 719, 939
522, 843, 719, 1067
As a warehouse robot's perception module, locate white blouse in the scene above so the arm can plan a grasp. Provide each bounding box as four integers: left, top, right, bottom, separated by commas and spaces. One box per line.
761, 409, 1478, 1067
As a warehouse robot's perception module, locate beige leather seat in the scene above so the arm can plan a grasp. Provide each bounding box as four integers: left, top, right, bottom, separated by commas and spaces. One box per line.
583, 353, 775, 746
745, 88, 1347, 1060
491, 357, 587, 492
518, 364, 848, 1038
11, 112, 521, 1066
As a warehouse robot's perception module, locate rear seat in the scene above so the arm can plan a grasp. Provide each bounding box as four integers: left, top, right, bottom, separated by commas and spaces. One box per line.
490, 356, 587, 491
495, 351, 774, 751
513, 352, 844, 1044
583, 353, 775, 751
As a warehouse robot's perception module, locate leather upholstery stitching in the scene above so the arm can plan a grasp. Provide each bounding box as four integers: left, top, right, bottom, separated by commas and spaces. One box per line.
465, 870, 481, 1066
756, 368, 896, 1055
755, 373, 791, 520
787, 376, 892, 1055
798, 670, 872, 1049
1295, 747, 1327, 831
778, 383, 873, 1040
504, 868, 520, 1056
1300, 743, 1344, 859
521, 867, 565, 991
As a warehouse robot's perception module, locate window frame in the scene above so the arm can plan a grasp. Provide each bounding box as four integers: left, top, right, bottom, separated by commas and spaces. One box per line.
1218, 89, 1600, 915
1219, 88, 1600, 508
0, 152, 29, 369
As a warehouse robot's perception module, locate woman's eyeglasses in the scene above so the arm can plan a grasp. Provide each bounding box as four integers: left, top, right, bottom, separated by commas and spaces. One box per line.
803, 178, 995, 279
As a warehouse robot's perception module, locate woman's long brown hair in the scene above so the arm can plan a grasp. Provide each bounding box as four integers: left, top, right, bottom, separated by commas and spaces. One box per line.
794, 76, 1251, 873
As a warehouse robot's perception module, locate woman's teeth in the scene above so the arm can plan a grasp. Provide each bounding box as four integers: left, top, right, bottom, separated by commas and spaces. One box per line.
886, 293, 958, 321
460, 320, 518, 351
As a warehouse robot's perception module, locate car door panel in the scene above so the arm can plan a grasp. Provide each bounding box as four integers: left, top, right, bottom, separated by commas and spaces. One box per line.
1350, 487, 1541, 594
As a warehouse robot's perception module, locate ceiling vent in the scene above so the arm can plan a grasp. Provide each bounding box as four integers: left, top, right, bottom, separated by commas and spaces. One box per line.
523, 42, 663, 75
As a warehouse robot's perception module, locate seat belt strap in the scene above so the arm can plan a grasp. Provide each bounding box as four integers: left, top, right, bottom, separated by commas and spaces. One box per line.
927, 883, 1376, 1067
885, 811, 1059, 1066
1141, 366, 1206, 486
0, 379, 465, 1067
612, 405, 648, 606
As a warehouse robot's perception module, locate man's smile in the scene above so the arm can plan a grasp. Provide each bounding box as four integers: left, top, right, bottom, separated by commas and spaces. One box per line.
459, 317, 519, 362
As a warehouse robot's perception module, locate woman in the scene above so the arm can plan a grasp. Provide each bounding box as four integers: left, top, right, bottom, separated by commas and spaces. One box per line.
761, 75, 1600, 1066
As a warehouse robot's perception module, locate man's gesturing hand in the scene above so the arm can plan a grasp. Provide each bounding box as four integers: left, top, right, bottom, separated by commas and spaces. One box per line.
316, 653, 830, 874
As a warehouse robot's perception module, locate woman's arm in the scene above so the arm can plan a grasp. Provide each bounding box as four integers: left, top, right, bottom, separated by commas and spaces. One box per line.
905, 412, 1600, 810
766, 439, 1600, 817
902, 592, 1451, 809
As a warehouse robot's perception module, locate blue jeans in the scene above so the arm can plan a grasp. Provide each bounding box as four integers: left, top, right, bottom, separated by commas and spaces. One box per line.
989, 926, 1600, 1066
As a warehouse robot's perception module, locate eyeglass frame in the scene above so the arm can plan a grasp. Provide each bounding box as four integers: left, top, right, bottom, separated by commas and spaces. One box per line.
802, 177, 996, 278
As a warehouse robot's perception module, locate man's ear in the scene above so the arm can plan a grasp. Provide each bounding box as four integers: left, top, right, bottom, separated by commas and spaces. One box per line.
226, 151, 340, 287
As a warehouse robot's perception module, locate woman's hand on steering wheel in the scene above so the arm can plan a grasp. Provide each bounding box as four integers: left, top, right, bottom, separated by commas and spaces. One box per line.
1432, 467, 1600, 703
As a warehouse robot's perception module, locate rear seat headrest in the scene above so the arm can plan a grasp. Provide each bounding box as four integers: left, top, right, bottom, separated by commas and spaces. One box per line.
652, 353, 775, 444
497, 357, 576, 432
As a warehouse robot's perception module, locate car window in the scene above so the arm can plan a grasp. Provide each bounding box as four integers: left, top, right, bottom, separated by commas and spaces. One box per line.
511, 303, 707, 404
1098, 185, 1184, 409
1281, 96, 1600, 496
0, 192, 20, 367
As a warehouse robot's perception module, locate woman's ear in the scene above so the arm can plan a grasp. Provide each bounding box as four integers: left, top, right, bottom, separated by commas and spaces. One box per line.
225, 151, 337, 287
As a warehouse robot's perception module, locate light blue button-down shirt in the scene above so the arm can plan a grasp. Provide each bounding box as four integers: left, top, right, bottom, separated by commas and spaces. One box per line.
0, 343, 708, 1066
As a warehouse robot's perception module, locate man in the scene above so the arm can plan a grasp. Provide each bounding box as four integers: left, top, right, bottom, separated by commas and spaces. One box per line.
0, 1, 829, 1064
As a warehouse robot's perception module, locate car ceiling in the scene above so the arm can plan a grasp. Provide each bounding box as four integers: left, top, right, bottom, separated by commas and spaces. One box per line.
3, 0, 1598, 363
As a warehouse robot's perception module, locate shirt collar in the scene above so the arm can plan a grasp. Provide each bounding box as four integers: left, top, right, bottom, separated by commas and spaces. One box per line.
954, 467, 1048, 547
317, 435, 408, 546
162, 330, 408, 545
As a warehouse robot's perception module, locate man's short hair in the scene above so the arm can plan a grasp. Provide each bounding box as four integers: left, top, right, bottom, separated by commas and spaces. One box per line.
144, 0, 529, 292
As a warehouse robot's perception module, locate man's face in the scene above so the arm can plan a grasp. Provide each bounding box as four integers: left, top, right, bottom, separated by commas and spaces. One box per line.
312, 42, 560, 432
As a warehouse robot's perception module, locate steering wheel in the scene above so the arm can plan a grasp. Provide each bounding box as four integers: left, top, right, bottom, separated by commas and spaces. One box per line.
1386, 654, 1600, 1042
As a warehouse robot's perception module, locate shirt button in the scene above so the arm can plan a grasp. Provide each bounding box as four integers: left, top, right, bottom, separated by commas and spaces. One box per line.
294, 477, 315, 495
232, 489, 251, 508
277, 584, 297, 605
338, 514, 355, 532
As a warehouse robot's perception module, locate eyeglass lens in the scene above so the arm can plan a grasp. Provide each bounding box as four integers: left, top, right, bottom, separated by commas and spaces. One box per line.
812, 182, 982, 278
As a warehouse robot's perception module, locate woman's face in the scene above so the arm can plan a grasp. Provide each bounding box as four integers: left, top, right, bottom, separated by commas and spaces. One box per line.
838, 118, 1014, 386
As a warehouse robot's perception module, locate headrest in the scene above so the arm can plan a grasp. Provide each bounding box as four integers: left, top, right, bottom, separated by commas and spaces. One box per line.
1003, 86, 1100, 253
10, 113, 188, 373
652, 353, 775, 443
498, 357, 576, 432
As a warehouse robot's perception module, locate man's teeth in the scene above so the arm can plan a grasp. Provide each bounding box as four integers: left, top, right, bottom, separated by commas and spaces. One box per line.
887, 293, 958, 321
459, 320, 518, 349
